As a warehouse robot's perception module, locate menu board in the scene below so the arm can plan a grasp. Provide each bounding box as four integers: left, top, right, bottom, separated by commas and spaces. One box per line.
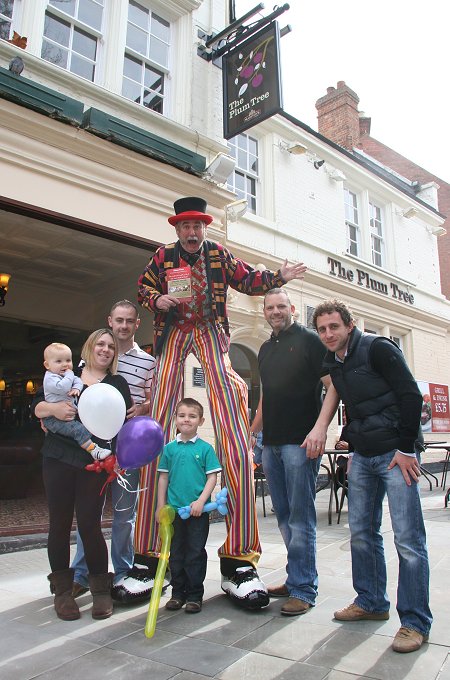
417, 381, 450, 433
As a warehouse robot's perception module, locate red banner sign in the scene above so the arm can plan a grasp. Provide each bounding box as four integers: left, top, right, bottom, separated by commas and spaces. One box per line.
418, 381, 450, 433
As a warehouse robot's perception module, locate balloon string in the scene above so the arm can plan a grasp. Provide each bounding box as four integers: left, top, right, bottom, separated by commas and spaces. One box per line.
113, 470, 148, 513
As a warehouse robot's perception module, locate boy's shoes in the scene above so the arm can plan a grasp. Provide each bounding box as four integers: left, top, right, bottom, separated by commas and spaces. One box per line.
392, 627, 429, 653
334, 602, 390, 621
185, 601, 202, 614
89, 444, 111, 461
221, 566, 270, 609
165, 598, 185, 610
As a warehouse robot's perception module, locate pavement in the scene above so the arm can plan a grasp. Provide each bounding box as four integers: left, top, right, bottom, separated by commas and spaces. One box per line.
1, 474, 449, 680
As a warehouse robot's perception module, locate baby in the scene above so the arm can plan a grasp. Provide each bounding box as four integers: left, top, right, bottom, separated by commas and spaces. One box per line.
42, 342, 110, 460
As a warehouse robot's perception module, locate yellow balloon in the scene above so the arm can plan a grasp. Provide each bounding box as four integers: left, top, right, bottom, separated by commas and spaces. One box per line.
145, 504, 175, 638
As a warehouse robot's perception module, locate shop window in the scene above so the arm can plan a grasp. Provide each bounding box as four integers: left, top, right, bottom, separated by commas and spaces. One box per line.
227, 133, 259, 214
305, 304, 315, 329
121, 0, 170, 114
41, 0, 104, 81
229, 343, 259, 420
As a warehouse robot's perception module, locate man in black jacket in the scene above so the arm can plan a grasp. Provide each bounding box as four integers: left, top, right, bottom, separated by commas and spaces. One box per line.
313, 299, 432, 654
251, 289, 338, 616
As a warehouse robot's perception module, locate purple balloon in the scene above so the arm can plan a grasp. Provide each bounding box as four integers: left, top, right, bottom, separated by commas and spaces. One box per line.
116, 416, 164, 470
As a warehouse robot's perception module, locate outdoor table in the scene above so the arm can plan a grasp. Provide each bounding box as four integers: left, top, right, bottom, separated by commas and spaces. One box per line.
324, 449, 349, 525
425, 442, 450, 507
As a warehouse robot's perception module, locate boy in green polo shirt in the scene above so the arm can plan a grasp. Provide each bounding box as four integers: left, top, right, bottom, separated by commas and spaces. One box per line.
157, 398, 221, 613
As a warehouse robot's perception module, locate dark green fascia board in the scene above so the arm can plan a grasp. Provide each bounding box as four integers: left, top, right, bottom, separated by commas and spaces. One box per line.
0, 65, 206, 174
0, 65, 84, 125
81, 107, 206, 175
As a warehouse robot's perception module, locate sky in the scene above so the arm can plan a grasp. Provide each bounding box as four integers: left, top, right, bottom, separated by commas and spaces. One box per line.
235, 0, 450, 182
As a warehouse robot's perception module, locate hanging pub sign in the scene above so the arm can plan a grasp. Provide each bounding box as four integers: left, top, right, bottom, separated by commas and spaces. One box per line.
222, 21, 283, 140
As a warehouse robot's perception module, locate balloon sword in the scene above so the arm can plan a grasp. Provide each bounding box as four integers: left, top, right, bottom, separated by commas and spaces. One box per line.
145, 504, 175, 638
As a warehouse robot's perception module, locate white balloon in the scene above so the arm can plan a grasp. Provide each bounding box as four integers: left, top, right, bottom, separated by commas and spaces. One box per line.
78, 383, 126, 440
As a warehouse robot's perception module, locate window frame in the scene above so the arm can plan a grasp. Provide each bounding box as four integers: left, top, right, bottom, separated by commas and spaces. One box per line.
227, 133, 259, 214
344, 187, 360, 257
121, 0, 171, 114
390, 334, 402, 350
41, 0, 105, 83
0, 0, 22, 41
369, 200, 384, 267
342, 188, 390, 270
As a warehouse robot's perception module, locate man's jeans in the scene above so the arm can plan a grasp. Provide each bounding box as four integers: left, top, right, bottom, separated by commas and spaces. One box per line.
262, 444, 320, 605
72, 469, 140, 586
348, 450, 432, 635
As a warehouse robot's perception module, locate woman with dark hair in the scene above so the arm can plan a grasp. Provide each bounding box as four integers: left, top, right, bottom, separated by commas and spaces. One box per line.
33, 328, 132, 621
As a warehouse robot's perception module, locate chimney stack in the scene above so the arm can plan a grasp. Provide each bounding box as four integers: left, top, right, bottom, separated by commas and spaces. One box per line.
316, 81, 362, 150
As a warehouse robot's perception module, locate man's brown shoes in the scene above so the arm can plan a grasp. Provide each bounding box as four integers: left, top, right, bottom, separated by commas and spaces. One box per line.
267, 583, 289, 598
281, 597, 311, 616
334, 602, 389, 621
392, 627, 429, 653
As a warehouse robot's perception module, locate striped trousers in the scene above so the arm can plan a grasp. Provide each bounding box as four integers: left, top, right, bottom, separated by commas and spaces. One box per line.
134, 323, 261, 565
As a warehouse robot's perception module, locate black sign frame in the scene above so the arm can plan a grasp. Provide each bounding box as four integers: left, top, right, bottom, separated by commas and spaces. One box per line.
222, 21, 283, 140
192, 366, 206, 388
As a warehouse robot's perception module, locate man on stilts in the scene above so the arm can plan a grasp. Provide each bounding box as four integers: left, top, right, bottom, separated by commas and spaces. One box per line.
134, 196, 307, 608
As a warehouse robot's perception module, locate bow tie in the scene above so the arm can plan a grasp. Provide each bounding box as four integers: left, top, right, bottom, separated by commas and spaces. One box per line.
179, 247, 201, 266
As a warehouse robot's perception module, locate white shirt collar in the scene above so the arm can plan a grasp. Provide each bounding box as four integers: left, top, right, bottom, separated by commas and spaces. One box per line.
120, 341, 140, 357
176, 433, 199, 444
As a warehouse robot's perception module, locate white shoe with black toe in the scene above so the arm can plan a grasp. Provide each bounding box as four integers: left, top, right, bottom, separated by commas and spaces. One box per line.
111, 565, 170, 604
221, 566, 269, 609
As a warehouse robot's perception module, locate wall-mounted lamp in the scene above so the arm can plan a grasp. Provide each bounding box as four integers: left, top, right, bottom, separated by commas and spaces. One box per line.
327, 168, 346, 182
0, 379, 6, 391
279, 141, 308, 155
26, 380, 36, 394
313, 159, 325, 170
0, 272, 11, 307
203, 152, 236, 184
226, 198, 248, 221
402, 207, 418, 219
